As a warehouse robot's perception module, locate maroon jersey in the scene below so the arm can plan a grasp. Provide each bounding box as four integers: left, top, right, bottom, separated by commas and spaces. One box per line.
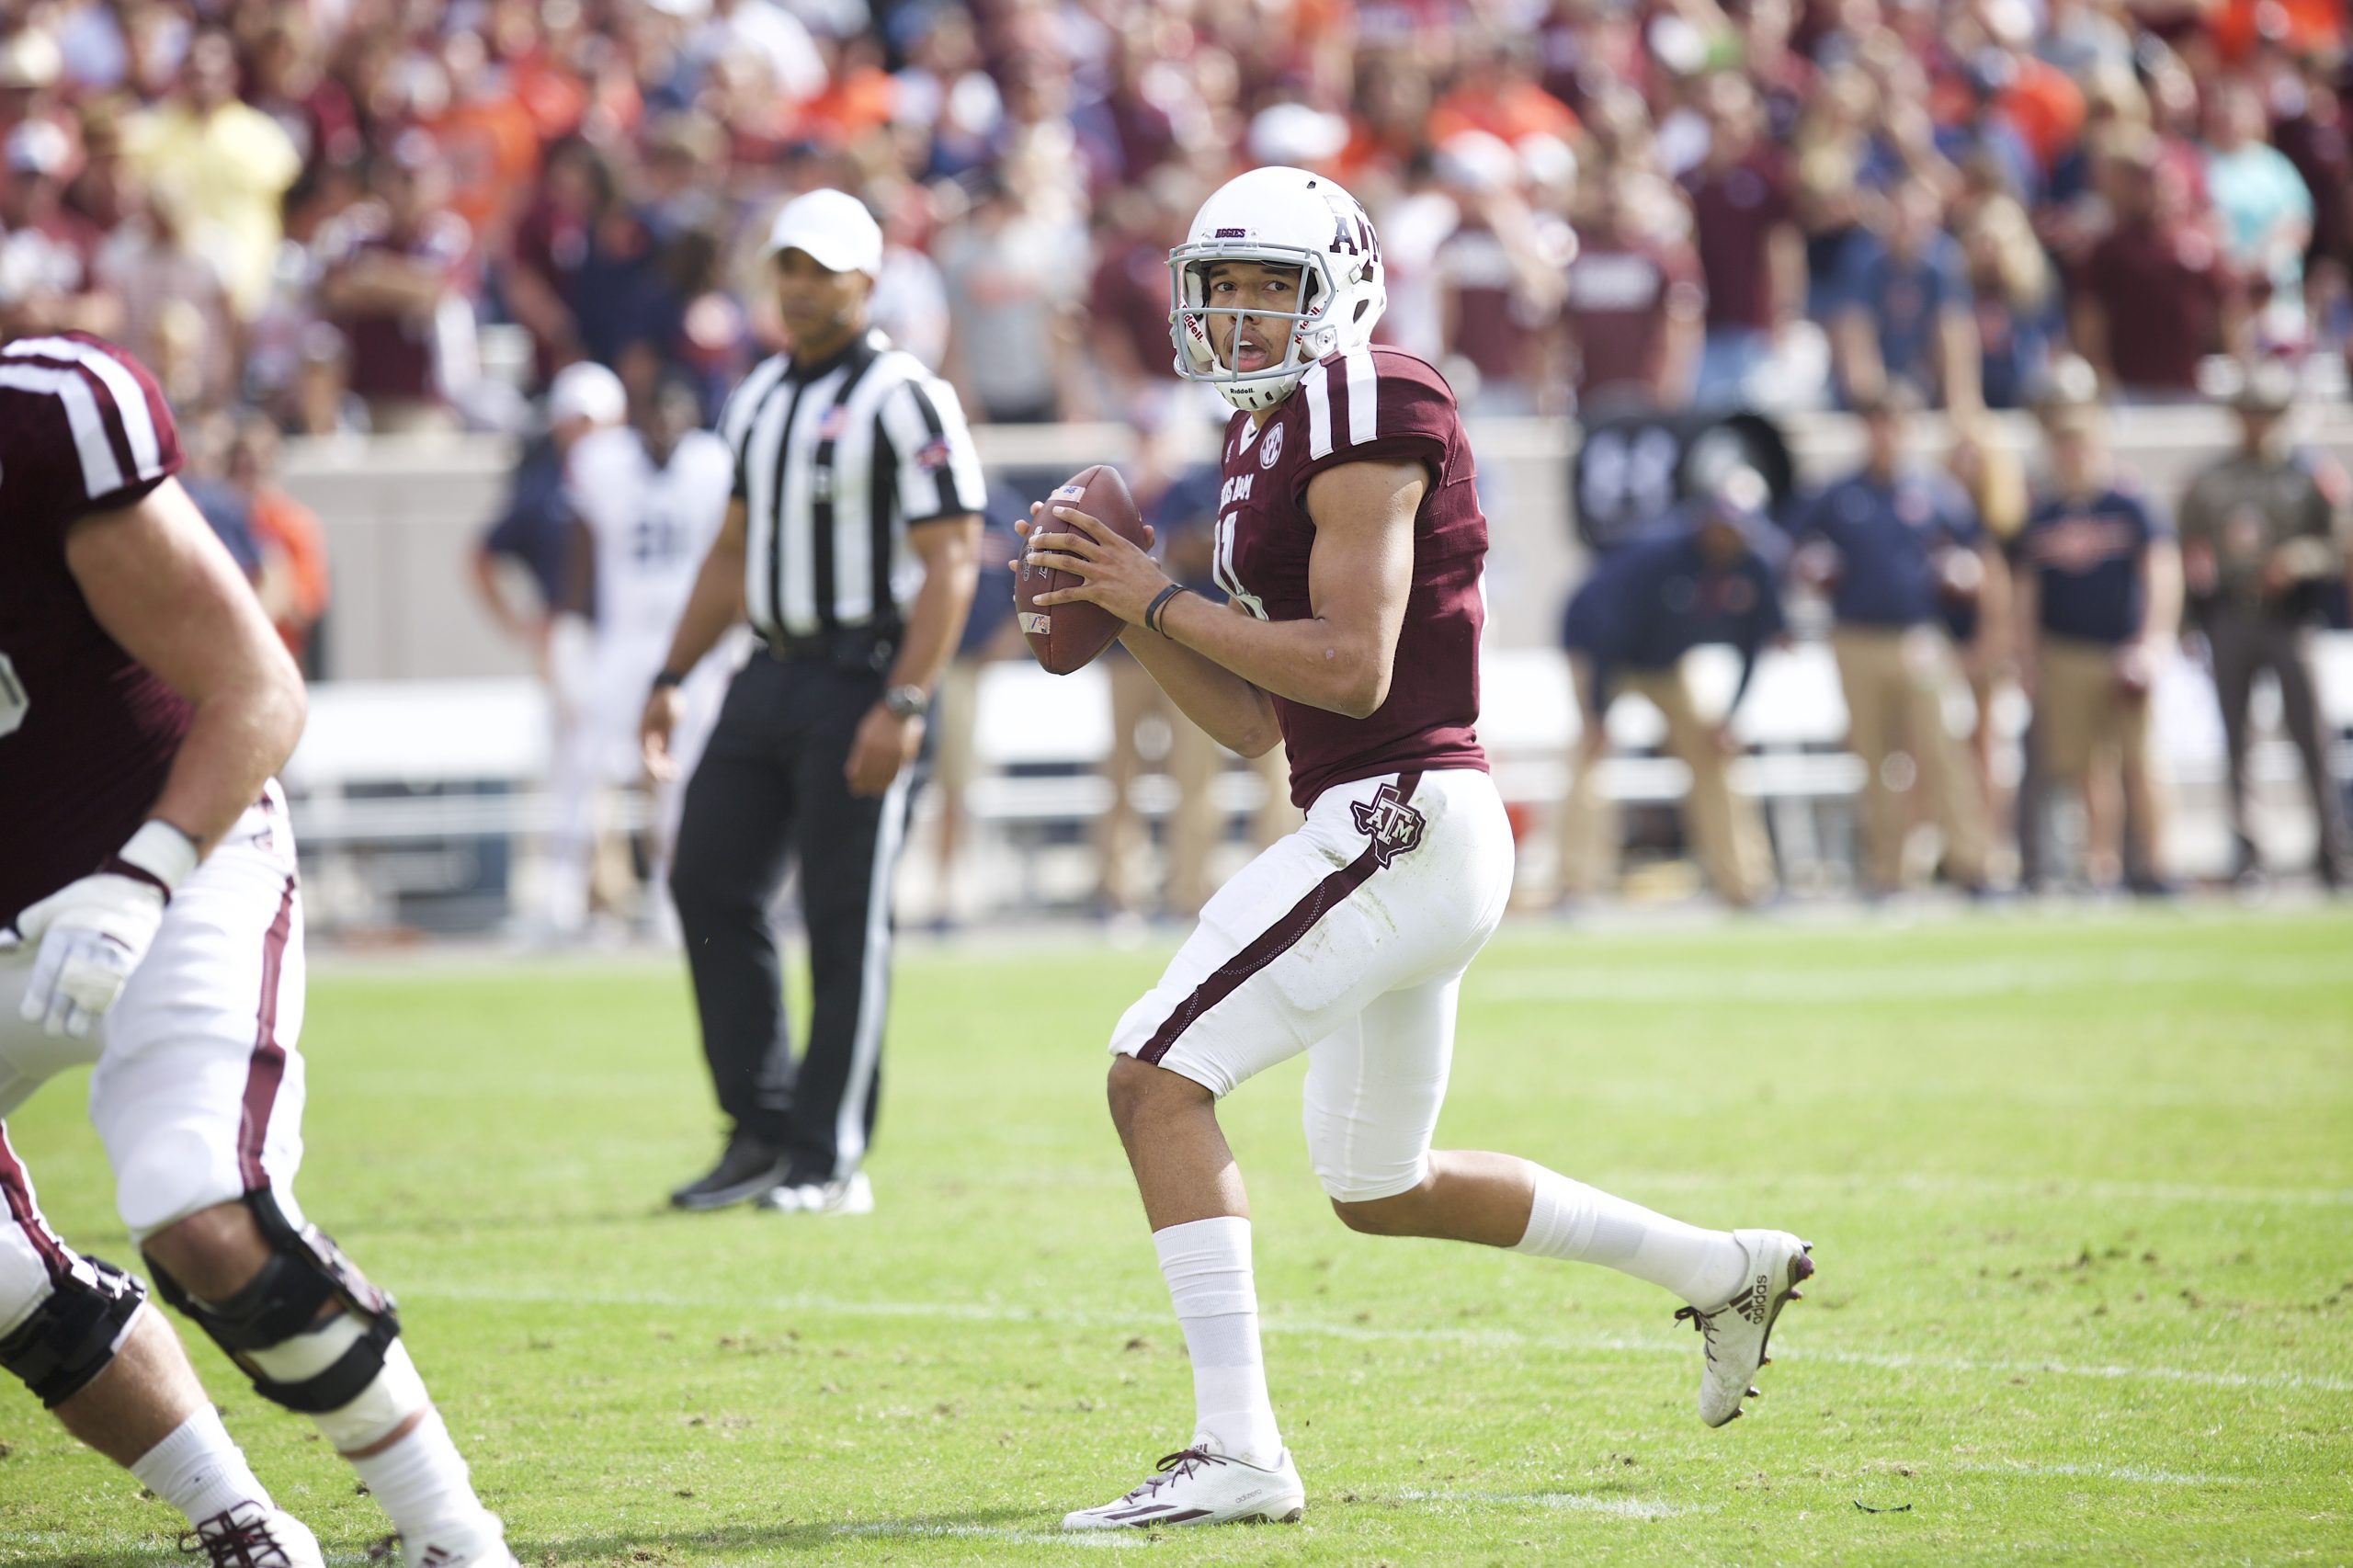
1682, 151, 1796, 333
1212, 347, 1489, 806
2081, 220, 2237, 396
0, 333, 189, 920
1566, 232, 1706, 401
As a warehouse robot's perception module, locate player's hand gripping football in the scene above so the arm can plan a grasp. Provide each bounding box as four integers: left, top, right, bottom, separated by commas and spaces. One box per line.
1019, 504, 1162, 625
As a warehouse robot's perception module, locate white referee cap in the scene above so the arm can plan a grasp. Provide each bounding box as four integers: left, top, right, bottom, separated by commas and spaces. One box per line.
547, 360, 627, 427
764, 188, 884, 277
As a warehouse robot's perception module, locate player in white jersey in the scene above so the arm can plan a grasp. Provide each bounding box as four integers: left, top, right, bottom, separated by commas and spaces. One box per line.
551, 377, 739, 937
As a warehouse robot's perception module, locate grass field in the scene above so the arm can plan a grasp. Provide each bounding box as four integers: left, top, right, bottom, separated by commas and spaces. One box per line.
3, 904, 2349, 1565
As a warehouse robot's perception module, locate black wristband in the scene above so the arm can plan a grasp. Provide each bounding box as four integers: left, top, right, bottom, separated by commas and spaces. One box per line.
1145, 585, 1187, 634
651, 669, 688, 690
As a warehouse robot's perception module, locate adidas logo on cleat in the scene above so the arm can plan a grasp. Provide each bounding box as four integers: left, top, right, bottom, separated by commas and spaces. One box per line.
1735, 1273, 1771, 1324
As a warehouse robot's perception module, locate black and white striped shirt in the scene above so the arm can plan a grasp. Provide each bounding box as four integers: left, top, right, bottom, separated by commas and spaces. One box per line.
718, 329, 985, 642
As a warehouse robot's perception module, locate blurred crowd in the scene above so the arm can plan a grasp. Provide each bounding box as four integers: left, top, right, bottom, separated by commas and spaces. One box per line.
4, 0, 2347, 924
2, 0, 2348, 450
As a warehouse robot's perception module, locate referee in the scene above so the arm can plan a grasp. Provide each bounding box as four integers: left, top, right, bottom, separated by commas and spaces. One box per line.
642, 188, 984, 1215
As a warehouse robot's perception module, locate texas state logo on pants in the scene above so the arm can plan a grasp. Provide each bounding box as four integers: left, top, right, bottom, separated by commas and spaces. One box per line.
1109, 768, 1515, 1204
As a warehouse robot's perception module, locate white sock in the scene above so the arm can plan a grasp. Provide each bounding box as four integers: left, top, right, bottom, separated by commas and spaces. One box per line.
345, 1407, 492, 1539
1154, 1216, 1282, 1466
130, 1405, 272, 1527
1512, 1166, 1748, 1306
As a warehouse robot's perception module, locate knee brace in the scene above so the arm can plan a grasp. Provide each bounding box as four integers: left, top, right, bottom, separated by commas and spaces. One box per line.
0, 1255, 147, 1408
144, 1190, 403, 1415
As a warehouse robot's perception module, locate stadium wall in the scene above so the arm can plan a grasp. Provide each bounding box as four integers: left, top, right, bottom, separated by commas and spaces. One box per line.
281, 410, 2353, 682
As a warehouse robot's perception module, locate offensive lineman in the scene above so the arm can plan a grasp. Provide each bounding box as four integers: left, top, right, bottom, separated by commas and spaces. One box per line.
1021, 169, 1816, 1530
0, 333, 517, 1566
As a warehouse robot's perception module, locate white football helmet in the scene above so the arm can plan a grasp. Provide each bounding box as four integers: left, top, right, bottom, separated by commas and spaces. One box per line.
1168, 166, 1388, 412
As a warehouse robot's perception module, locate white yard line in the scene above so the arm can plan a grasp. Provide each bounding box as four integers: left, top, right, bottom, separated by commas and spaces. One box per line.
1798, 1346, 2352, 1393
398, 1279, 2353, 1394
1562, 1171, 2353, 1209
1383, 1488, 1690, 1518
1472, 952, 2348, 1004
833, 1522, 1153, 1548
1949, 1460, 2256, 1486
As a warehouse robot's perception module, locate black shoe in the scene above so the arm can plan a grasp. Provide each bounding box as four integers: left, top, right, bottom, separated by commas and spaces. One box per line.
669, 1131, 785, 1210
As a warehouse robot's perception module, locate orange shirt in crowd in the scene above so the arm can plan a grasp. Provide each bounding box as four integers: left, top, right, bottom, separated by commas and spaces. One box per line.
432, 95, 540, 239
1929, 55, 2086, 173
2211, 0, 2346, 60
796, 65, 896, 145
251, 487, 329, 659
1427, 80, 1579, 147
510, 55, 590, 142
2000, 56, 2086, 173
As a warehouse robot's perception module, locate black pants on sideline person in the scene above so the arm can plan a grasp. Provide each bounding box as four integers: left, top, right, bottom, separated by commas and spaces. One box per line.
670, 635, 920, 1186
2207, 609, 2347, 883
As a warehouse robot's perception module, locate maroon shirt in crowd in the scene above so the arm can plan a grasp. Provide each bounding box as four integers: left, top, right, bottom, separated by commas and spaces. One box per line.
2081, 219, 2238, 394
1089, 233, 1176, 381
324, 206, 472, 404
1681, 151, 1795, 333
1436, 216, 1529, 389
2273, 102, 2351, 268
0, 333, 191, 920
1564, 233, 1705, 402
1214, 347, 1490, 804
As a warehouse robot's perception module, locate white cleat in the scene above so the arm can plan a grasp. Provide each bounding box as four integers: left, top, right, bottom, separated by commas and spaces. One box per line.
757, 1170, 873, 1216
178, 1503, 324, 1567
400, 1511, 520, 1568
1062, 1437, 1305, 1530
1677, 1229, 1815, 1428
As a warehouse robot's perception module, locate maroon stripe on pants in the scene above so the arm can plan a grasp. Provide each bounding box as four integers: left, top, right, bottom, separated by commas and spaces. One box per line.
0, 1125, 74, 1283
236, 875, 298, 1192
1140, 772, 1422, 1066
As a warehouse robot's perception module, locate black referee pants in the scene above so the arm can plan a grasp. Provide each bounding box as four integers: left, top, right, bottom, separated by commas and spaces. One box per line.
670, 645, 917, 1181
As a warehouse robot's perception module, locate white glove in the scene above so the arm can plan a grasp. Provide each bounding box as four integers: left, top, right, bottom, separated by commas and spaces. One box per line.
10, 821, 197, 1039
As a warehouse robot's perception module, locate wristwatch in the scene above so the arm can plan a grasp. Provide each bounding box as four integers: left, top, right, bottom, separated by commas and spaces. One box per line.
881, 684, 929, 720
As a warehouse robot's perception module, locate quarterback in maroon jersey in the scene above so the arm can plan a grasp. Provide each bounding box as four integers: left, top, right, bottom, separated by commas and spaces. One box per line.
1022, 169, 1816, 1530
0, 334, 516, 1566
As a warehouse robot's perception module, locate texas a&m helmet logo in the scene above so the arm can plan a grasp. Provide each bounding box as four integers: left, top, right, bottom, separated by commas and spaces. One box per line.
1350, 780, 1427, 867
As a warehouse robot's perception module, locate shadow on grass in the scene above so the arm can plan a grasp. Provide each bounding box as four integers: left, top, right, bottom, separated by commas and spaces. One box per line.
333, 1203, 696, 1243
510, 1506, 1059, 1558
4, 1509, 1056, 1568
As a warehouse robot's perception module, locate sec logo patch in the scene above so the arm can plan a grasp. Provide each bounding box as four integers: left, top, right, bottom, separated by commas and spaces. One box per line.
1258, 422, 1284, 469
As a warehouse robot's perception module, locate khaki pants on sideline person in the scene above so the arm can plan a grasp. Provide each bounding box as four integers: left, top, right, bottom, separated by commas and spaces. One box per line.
1831, 625, 1991, 893
2035, 637, 2153, 784
2034, 634, 2164, 884
1559, 656, 1774, 906
1101, 653, 1302, 917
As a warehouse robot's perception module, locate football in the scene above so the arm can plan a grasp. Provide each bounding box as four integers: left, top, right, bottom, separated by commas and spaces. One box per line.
1017, 463, 1148, 676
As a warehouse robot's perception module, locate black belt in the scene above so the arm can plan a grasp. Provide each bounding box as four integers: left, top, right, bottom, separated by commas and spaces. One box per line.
760, 625, 899, 672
